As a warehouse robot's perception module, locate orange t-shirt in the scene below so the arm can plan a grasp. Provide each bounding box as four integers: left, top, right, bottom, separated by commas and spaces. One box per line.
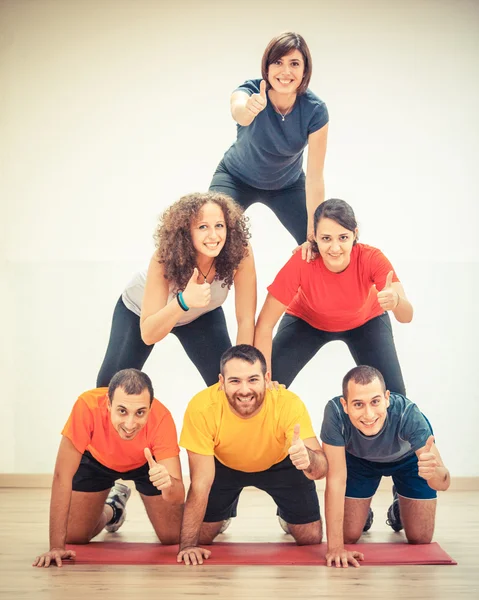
62, 388, 179, 472
267, 243, 399, 332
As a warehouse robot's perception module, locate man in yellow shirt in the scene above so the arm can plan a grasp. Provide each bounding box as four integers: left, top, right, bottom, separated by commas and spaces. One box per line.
177, 344, 328, 566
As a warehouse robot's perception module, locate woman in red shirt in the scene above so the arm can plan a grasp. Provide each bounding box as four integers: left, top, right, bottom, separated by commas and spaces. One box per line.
254, 199, 413, 394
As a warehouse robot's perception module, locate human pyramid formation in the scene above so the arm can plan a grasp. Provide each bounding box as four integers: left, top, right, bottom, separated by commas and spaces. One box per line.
33, 32, 450, 569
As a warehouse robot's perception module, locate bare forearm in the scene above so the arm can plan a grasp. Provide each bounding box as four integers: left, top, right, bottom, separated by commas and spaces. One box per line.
161, 476, 186, 505
253, 324, 273, 372
49, 476, 72, 549
231, 102, 255, 126
303, 448, 328, 480
325, 481, 346, 549
305, 178, 325, 237
236, 319, 255, 346
392, 295, 413, 323
141, 300, 185, 345
428, 467, 451, 492
179, 486, 210, 550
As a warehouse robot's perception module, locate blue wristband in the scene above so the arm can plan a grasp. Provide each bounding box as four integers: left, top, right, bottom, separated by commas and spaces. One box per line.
177, 291, 189, 311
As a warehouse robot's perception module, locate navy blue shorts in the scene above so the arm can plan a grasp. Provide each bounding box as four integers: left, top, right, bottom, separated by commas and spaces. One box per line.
204, 457, 321, 525
345, 452, 437, 500
72, 451, 161, 497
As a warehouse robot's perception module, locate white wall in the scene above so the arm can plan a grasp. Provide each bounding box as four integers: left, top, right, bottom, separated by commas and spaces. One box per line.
1, 0, 478, 475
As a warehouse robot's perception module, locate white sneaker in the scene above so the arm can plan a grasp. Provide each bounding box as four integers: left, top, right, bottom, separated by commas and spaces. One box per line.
218, 518, 232, 534
105, 482, 131, 533
278, 516, 291, 534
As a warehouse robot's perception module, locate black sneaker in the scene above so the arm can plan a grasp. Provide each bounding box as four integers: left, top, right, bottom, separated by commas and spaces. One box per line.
386, 486, 403, 532
362, 508, 374, 532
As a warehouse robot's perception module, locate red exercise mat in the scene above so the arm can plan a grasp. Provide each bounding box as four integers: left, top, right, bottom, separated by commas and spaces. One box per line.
65, 541, 456, 566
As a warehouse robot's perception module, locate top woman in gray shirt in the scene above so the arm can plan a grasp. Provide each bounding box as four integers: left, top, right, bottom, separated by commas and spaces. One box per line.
210, 32, 329, 260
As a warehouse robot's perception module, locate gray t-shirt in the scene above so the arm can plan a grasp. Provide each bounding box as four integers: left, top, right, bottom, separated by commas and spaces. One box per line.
121, 270, 229, 326
320, 394, 432, 463
223, 79, 329, 190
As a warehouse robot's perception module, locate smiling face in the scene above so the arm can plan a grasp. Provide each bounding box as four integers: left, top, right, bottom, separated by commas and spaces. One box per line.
107, 387, 151, 441
315, 217, 357, 273
219, 358, 271, 419
190, 202, 227, 259
340, 378, 390, 436
267, 49, 305, 96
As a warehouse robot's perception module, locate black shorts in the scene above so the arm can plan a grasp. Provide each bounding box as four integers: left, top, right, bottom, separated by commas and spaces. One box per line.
204, 457, 321, 525
72, 451, 161, 497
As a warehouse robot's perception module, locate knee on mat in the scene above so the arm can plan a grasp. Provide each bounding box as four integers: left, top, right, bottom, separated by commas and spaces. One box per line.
198, 534, 216, 546
406, 534, 433, 545
343, 532, 361, 545
291, 526, 323, 546
65, 534, 92, 545
158, 533, 180, 546
294, 534, 322, 546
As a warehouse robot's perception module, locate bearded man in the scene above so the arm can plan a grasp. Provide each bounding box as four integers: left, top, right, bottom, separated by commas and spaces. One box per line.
176, 344, 328, 566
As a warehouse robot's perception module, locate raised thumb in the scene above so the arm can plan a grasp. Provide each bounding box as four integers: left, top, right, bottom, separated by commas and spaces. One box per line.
260, 79, 267, 98
292, 423, 301, 444
144, 447, 156, 468
424, 435, 435, 453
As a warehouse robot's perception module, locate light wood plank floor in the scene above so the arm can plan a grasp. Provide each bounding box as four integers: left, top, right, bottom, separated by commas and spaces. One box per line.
1, 487, 478, 599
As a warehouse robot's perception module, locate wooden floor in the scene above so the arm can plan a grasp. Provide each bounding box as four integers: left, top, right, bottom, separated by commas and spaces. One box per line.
1, 486, 478, 599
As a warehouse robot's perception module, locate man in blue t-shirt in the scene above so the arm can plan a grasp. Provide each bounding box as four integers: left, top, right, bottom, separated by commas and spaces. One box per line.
320, 365, 450, 568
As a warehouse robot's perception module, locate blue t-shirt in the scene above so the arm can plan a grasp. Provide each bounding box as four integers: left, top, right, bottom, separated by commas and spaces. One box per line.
320, 394, 432, 463
223, 79, 329, 190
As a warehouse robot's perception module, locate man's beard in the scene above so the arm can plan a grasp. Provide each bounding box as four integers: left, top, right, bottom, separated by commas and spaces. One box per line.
226, 388, 265, 416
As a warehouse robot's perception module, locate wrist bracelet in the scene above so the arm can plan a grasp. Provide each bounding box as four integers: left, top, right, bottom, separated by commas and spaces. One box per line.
177, 291, 189, 312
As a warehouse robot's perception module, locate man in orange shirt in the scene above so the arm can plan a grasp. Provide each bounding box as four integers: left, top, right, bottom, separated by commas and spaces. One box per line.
33, 369, 184, 568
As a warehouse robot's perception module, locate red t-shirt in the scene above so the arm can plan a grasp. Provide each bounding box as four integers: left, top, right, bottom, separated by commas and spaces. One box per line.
62, 388, 180, 472
267, 244, 399, 332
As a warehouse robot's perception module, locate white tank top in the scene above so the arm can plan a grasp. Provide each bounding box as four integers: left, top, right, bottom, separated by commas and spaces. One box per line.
121, 270, 230, 326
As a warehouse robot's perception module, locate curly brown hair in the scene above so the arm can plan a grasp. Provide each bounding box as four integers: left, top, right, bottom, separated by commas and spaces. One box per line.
153, 192, 251, 291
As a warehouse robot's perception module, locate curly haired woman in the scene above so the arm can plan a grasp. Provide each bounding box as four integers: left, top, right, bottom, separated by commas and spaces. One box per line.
97, 192, 256, 387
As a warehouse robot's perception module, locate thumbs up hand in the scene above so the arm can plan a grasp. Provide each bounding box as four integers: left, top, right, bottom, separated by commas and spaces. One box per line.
144, 448, 172, 491
288, 424, 310, 471
374, 271, 399, 311
245, 79, 268, 117
417, 436, 438, 480
182, 268, 211, 309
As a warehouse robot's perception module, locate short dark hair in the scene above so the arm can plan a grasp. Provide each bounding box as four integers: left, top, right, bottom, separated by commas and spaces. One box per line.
313, 199, 358, 239
261, 32, 312, 95
342, 366, 386, 401
108, 369, 154, 405
220, 344, 267, 376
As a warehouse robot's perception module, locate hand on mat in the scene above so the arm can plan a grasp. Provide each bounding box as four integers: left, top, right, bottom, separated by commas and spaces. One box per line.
288, 424, 310, 470
177, 546, 211, 566
268, 380, 285, 391
182, 269, 211, 308
292, 240, 316, 262
145, 448, 172, 491
325, 546, 364, 568
418, 435, 438, 480
245, 79, 267, 117
32, 548, 76, 568
374, 271, 399, 311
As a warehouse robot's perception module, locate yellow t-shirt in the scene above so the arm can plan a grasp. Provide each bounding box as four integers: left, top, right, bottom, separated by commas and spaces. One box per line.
179, 383, 316, 473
